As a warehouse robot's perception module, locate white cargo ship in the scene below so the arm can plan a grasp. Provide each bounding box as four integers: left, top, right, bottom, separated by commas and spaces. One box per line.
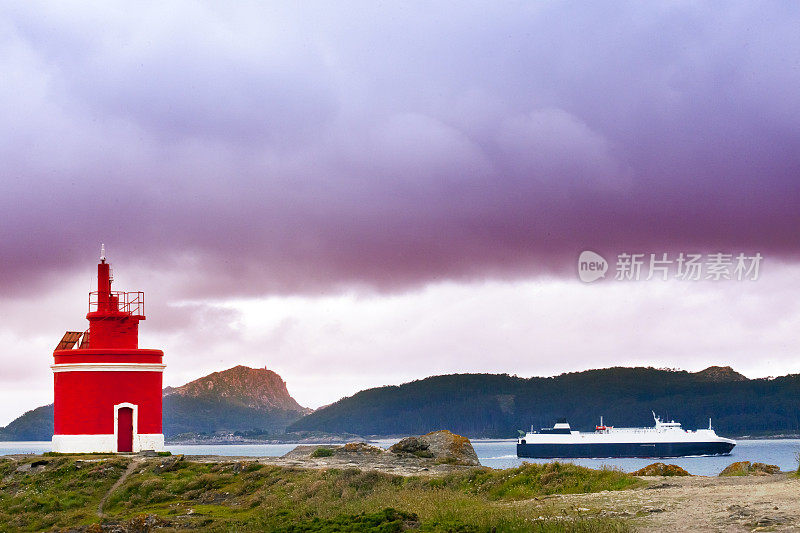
517, 412, 736, 458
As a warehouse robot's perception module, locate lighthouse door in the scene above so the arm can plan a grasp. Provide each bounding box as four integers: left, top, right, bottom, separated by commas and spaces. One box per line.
117, 407, 134, 452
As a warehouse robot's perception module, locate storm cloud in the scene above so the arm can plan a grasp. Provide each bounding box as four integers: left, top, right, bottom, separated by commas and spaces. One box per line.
2, 2, 800, 425
1, 1, 798, 300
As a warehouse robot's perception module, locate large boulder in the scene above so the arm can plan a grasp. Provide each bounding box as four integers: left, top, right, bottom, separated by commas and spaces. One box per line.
719, 461, 781, 476
389, 436, 433, 457
390, 430, 480, 466
632, 462, 690, 476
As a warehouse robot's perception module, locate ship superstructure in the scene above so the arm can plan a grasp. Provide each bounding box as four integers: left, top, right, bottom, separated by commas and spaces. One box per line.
517, 412, 736, 458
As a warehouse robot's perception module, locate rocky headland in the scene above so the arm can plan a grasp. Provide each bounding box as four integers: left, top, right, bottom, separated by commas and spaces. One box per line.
186, 429, 482, 476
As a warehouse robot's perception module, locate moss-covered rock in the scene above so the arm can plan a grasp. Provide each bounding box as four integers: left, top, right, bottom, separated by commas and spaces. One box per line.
389, 430, 480, 465
339, 442, 384, 454
632, 463, 690, 476
421, 430, 480, 466
389, 436, 426, 453
719, 461, 781, 476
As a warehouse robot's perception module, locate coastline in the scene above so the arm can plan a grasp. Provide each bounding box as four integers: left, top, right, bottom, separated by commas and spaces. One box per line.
162, 434, 800, 445
2, 450, 798, 531
4, 436, 800, 477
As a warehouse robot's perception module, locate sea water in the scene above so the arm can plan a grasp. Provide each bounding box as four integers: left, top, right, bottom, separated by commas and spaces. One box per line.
468, 438, 800, 476
3, 438, 798, 476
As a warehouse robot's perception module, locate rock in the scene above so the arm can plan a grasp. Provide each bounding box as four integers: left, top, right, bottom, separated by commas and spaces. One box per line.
753, 515, 787, 526
632, 462, 690, 476
128, 513, 172, 531
719, 461, 781, 476
719, 462, 748, 476
423, 430, 479, 465
16, 459, 49, 473
751, 462, 781, 474
645, 482, 677, 489
339, 442, 384, 454
282, 431, 480, 471
281, 445, 324, 459
153, 454, 184, 474
727, 504, 754, 519
409, 430, 480, 466
389, 437, 432, 457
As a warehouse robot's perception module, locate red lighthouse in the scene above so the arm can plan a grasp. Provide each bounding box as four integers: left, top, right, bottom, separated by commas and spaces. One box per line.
51, 247, 165, 453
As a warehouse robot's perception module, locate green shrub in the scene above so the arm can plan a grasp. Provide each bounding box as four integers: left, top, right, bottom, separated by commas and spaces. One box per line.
311, 447, 334, 458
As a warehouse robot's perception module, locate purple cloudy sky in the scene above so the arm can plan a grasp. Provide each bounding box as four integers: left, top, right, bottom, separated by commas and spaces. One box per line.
1, 2, 799, 425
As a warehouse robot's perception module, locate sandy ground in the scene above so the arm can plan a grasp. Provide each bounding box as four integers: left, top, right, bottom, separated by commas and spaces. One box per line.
541, 473, 800, 532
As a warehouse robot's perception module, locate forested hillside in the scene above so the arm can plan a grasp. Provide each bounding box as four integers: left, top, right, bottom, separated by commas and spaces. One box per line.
5, 366, 798, 440
287, 367, 800, 438
0, 405, 53, 441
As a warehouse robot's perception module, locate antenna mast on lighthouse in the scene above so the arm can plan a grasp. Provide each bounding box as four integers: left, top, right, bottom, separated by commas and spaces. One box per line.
100, 243, 106, 263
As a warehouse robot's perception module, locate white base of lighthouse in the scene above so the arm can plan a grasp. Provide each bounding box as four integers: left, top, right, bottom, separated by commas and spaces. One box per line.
51, 433, 165, 453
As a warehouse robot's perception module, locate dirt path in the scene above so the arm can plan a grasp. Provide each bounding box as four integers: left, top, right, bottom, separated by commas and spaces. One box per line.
544, 474, 800, 532
97, 458, 142, 517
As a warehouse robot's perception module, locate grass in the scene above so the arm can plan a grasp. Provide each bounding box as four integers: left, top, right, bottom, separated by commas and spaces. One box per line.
0, 456, 128, 531
428, 462, 640, 500
0, 457, 639, 532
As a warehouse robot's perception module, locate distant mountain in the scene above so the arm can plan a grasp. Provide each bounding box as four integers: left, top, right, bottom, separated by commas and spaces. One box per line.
0, 404, 53, 441
0, 366, 310, 441
162, 366, 311, 437
693, 366, 747, 382
287, 367, 800, 438
164, 365, 311, 413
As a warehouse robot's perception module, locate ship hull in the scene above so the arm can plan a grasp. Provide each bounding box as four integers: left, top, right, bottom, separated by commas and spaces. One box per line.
516, 440, 735, 459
